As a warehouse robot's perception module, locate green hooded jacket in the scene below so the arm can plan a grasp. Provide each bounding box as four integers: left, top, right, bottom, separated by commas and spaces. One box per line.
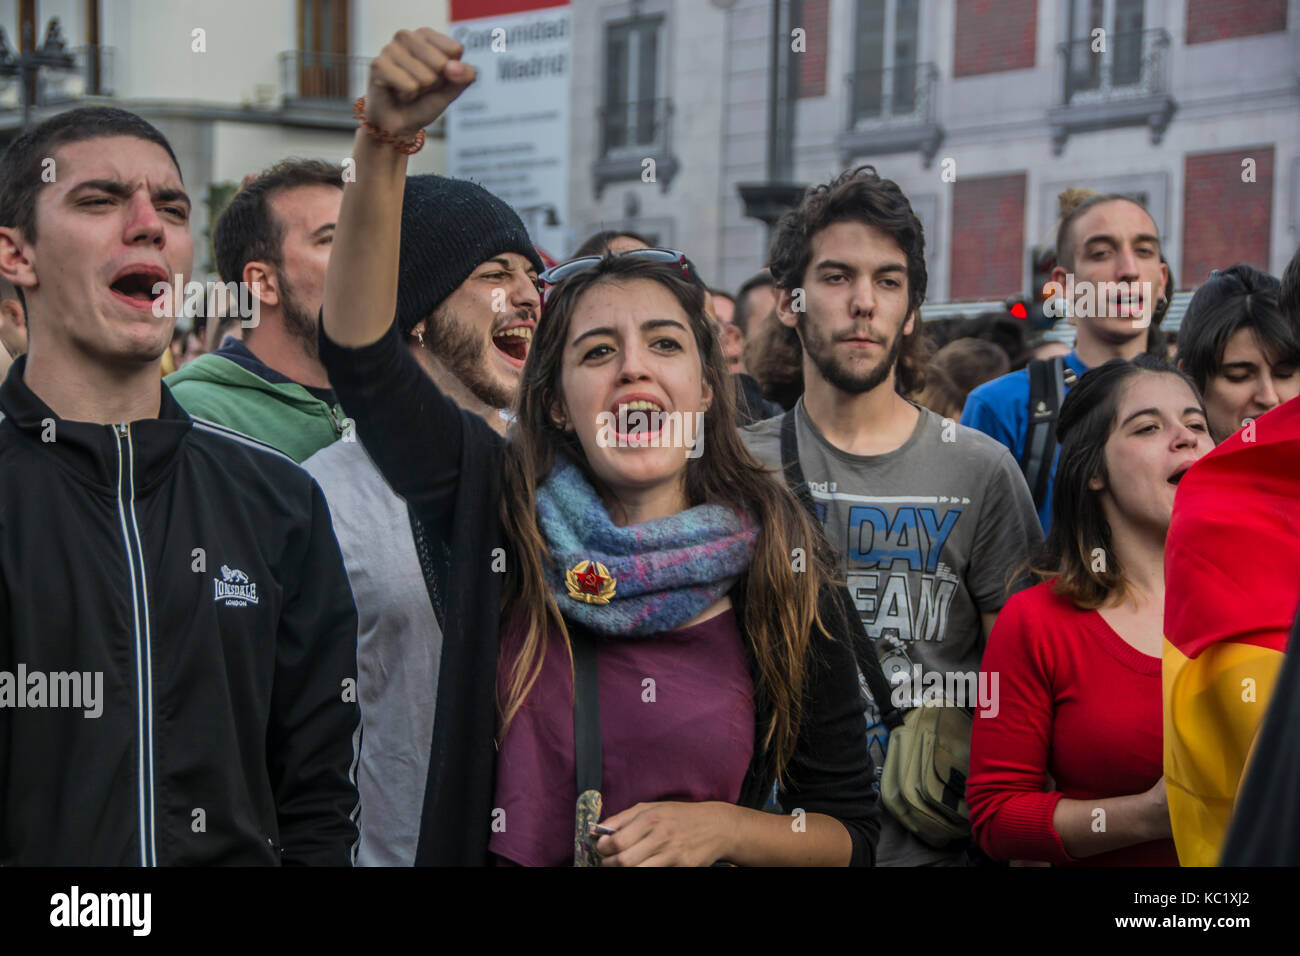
166, 351, 346, 463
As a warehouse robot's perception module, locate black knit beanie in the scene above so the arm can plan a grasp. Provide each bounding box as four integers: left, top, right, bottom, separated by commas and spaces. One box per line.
396, 175, 545, 334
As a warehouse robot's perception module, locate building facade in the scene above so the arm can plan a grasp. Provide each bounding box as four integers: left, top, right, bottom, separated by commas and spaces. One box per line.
0, 0, 451, 274
568, 0, 1300, 305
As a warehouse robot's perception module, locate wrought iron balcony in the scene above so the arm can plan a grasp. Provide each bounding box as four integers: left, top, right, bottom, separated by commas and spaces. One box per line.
1047, 28, 1176, 154
279, 50, 369, 107
836, 62, 944, 167
0, 44, 113, 114
594, 97, 679, 197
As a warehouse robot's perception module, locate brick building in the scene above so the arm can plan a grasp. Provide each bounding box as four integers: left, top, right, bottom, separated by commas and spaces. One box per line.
567, 0, 1300, 310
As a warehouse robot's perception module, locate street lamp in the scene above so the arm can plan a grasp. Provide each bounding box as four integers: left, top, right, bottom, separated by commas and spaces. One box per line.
0, 18, 79, 129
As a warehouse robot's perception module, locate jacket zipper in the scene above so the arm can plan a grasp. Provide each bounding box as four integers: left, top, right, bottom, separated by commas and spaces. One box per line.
113, 423, 157, 866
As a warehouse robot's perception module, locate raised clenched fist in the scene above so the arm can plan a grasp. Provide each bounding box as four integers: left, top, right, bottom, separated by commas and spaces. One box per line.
365, 28, 477, 139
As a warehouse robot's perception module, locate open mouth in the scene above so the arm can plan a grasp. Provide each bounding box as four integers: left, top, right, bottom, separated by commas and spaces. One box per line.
1167, 466, 1191, 486
109, 266, 169, 311
609, 397, 666, 443
492, 324, 534, 367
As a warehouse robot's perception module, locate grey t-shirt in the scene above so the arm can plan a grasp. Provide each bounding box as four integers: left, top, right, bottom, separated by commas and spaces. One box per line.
743, 400, 1042, 866
304, 438, 442, 866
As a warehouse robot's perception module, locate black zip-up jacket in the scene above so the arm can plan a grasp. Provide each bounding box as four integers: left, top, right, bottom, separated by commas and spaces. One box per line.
320, 321, 880, 866
0, 358, 360, 865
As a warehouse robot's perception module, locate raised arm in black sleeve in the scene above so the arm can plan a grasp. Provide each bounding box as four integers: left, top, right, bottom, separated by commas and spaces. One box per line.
318, 317, 503, 540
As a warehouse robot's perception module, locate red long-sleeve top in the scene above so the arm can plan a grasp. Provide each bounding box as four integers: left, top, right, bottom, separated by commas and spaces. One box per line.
967, 581, 1178, 866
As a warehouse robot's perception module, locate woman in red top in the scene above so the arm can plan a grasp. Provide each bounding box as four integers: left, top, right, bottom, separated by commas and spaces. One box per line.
967, 355, 1215, 865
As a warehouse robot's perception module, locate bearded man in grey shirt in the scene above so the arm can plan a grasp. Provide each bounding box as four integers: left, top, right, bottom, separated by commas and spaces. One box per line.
741, 167, 1041, 867
304, 174, 543, 865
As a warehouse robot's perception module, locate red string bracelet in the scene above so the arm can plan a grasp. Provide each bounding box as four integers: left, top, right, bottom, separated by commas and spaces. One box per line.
353, 97, 427, 155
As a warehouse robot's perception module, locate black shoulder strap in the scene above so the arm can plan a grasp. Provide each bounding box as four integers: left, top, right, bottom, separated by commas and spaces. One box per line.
1021, 357, 1071, 512
572, 626, 602, 795
778, 409, 903, 729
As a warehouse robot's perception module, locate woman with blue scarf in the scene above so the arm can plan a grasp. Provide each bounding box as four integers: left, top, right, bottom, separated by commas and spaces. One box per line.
319, 27, 879, 866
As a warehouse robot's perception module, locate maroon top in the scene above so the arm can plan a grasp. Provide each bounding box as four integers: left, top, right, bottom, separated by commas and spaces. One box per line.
490, 608, 756, 866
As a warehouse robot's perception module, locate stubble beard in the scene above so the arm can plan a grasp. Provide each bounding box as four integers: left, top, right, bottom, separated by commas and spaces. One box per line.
426, 302, 519, 411
278, 272, 320, 362
798, 310, 906, 395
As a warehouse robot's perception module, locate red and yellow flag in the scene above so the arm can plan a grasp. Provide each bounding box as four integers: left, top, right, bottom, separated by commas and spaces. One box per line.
1164, 397, 1300, 866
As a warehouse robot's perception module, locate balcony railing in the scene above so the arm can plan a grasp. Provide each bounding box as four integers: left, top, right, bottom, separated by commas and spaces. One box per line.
600, 97, 672, 157
594, 97, 679, 197
1060, 28, 1169, 105
837, 61, 943, 167
849, 61, 937, 129
279, 51, 369, 106
0, 45, 114, 111
1048, 28, 1175, 154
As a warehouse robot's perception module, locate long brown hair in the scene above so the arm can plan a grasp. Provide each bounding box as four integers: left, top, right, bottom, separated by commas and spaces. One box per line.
498, 255, 834, 783
1025, 355, 1205, 608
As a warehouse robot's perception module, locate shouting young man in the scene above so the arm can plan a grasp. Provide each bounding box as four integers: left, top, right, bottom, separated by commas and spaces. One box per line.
0, 107, 360, 865
742, 166, 1041, 867
303, 174, 542, 865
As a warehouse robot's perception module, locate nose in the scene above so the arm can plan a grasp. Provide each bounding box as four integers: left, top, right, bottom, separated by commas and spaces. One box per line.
1170, 419, 1201, 451
617, 339, 653, 383
122, 189, 165, 248
1115, 245, 1140, 281
512, 270, 541, 314
850, 275, 876, 317
1254, 372, 1282, 410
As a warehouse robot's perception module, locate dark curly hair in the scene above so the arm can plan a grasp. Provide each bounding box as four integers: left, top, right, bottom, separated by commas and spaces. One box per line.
767, 165, 929, 395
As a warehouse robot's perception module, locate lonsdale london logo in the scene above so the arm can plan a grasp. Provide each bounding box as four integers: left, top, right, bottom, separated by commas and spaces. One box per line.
213, 564, 259, 607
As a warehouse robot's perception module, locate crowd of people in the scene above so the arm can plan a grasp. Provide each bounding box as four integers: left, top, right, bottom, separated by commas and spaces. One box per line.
0, 25, 1297, 868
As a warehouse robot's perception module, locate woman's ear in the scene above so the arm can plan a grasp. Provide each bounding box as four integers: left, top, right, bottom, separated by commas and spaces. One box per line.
549, 397, 571, 432
1087, 473, 1106, 492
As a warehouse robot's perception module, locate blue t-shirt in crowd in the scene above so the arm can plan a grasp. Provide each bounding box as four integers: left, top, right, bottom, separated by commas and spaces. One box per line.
960, 350, 1090, 533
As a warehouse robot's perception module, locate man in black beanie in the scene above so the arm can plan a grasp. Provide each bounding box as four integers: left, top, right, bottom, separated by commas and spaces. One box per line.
302, 173, 541, 864
390, 174, 543, 432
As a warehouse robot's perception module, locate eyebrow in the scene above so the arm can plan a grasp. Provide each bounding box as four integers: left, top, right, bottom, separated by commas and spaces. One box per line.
67, 178, 191, 209
1083, 232, 1160, 249
571, 317, 690, 348
309, 222, 336, 239
814, 258, 907, 276
1220, 361, 1259, 372
1121, 405, 1205, 427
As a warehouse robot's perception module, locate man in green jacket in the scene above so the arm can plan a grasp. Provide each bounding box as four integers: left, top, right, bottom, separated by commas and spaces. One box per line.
166, 160, 346, 462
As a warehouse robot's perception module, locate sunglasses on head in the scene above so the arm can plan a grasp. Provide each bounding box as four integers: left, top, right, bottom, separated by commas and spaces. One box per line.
537, 248, 696, 310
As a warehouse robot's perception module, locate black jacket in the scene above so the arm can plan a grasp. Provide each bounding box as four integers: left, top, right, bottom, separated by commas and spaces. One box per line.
0, 358, 360, 865
320, 322, 880, 866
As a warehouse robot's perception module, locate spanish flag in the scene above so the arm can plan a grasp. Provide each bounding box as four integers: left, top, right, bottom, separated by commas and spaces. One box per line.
1164, 397, 1300, 866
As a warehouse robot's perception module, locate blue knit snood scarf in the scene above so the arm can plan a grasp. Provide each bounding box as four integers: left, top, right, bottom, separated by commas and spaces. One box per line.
534, 454, 759, 637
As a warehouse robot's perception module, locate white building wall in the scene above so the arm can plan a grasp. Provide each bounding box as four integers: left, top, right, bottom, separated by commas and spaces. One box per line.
568, 0, 729, 282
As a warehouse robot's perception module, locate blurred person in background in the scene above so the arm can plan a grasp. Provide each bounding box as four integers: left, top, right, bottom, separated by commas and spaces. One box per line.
743, 307, 804, 410
1174, 264, 1298, 444
165, 160, 346, 462
914, 338, 1010, 419
571, 229, 651, 258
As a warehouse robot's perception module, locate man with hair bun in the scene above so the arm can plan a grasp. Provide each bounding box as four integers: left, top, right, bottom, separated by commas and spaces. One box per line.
963, 189, 1171, 531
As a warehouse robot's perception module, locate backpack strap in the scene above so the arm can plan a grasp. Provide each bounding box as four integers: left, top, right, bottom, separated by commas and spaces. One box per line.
572, 625, 602, 796
1021, 356, 1074, 513
779, 409, 904, 730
